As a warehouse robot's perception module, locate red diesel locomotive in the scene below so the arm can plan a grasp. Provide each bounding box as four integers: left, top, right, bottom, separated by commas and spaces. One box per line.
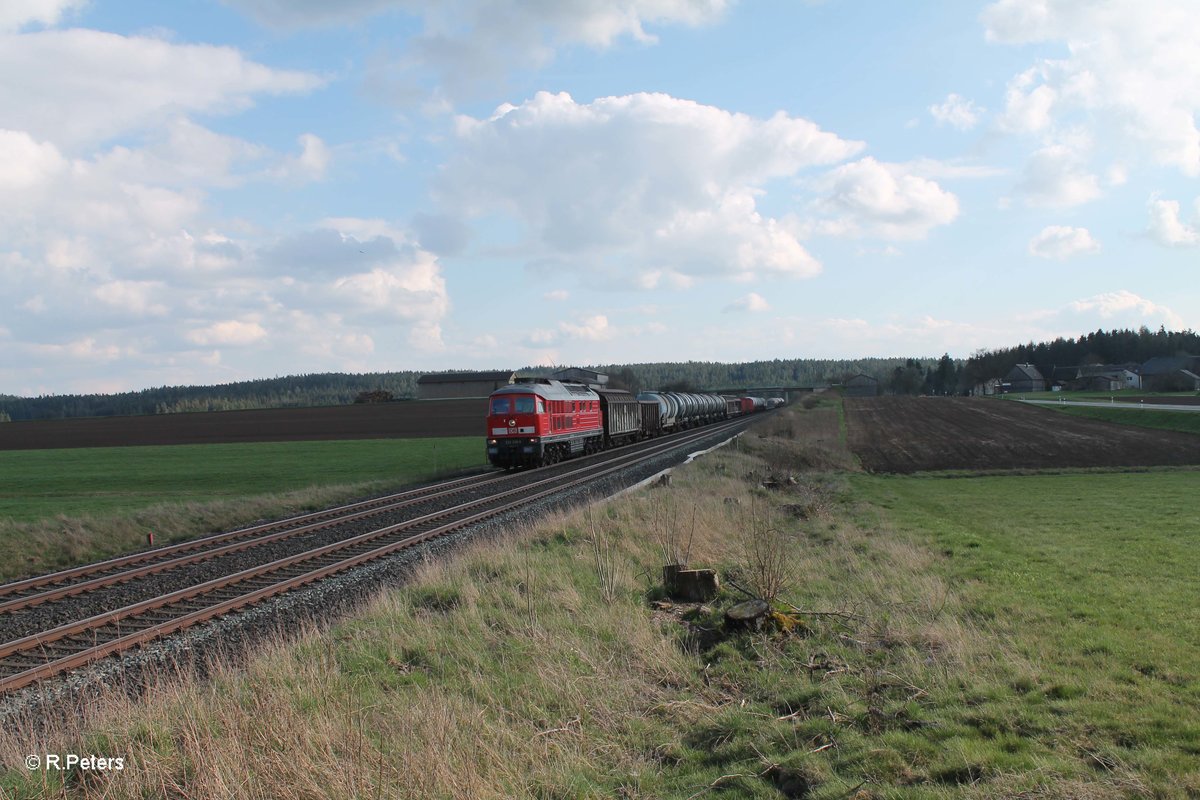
486, 379, 646, 468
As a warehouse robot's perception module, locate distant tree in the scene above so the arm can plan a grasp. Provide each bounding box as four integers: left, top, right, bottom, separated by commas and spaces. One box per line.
354, 389, 394, 404
932, 353, 956, 395
607, 367, 641, 394
888, 360, 925, 395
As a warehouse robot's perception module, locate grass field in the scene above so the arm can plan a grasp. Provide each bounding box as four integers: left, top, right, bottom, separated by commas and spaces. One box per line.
0, 438, 483, 580
1000, 390, 1198, 402
1046, 404, 1200, 436
852, 471, 1200, 793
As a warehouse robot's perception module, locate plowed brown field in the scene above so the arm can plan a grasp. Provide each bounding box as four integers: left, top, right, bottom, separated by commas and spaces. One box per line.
0, 399, 486, 451
844, 396, 1200, 473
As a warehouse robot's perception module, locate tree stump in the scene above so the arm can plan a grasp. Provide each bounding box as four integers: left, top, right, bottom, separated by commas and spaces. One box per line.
724, 599, 770, 631
662, 564, 684, 595
673, 569, 720, 602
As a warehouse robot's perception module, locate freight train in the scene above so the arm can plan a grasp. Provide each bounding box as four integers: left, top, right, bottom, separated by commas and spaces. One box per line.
485, 378, 777, 469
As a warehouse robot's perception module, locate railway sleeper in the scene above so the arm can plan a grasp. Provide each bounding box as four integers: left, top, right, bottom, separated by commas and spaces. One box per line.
0, 654, 56, 668
39, 641, 107, 656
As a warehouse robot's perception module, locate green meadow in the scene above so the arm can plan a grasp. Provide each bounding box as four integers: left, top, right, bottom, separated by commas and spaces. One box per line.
1046, 403, 1200, 436
852, 470, 1200, 791
0, 438, 483, 580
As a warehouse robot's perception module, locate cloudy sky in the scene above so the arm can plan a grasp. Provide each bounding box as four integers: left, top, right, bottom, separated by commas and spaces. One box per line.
2, 0, 1198, 394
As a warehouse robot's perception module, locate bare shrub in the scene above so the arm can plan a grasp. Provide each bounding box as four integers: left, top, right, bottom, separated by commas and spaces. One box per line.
588, 514, 622, 603
648, 493, 695, 568
737, 500, 793, 602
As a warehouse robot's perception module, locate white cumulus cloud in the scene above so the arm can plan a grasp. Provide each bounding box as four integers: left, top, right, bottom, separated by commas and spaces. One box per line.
929, 93, 984, 130
1017, 145, 1101, 208
274, 133, 331, 182
559, 314, 612, 341
0, 29, 323, 150
186, 319, 268, 347
812, 157, 960, 240
440, 91, 863, 284
526, 314, 613, 347
227, 0, 730, 104
1062, 290, 1184, 330
984, 0, 1200, 175
0, 0, 85, 32
723, 292, 770, 313
1146, 196, 1200, 246
1028, 225, 1100, 259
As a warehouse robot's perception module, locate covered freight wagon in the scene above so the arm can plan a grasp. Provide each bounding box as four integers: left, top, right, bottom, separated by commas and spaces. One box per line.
595, 388, 641, 446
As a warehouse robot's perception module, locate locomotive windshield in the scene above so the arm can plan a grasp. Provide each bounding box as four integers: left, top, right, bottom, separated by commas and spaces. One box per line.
491, 395, 539, 414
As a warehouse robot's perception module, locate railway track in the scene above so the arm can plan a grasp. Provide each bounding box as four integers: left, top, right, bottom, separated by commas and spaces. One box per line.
0, 417, 752, 694
0, 472, 506, 614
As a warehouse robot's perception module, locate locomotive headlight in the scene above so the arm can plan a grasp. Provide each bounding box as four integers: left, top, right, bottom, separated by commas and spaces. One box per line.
488, 438, 497, 444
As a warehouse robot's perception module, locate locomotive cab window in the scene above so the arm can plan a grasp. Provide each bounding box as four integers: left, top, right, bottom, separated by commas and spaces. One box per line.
537, 398, 545, 413
514, 396, 536, 413
490, 397, 511, 414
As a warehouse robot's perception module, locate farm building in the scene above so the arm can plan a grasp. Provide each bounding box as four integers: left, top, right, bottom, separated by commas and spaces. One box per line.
844, 374, 879, 397
1004, 364, 1046, 393
973, 378, 1001, 396
1052, 364, 1141, 391
417, 370, 516, 399
552, 367, 608, 387
1140, 356, 1200, 391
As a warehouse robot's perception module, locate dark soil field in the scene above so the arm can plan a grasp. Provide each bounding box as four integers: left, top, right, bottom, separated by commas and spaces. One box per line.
845, 396, 1200, 473
0, 399, 486, 451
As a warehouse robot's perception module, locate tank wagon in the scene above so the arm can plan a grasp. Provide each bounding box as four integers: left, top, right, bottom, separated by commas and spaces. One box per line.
487, 379, 771, 469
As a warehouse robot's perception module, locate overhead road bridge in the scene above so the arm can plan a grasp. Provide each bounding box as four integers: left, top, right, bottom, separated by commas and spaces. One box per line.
705, 386, 821, 401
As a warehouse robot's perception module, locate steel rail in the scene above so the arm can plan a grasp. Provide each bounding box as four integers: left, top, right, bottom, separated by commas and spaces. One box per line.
0, 418, 749, 693
0, 471, 502, 603
0, 471, 519, 615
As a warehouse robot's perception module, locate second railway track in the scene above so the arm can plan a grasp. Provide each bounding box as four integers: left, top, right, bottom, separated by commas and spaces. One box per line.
0, 417, 755, 695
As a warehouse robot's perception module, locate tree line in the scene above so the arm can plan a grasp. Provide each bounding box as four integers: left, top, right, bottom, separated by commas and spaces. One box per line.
0, 372, 425, 421
1, 358, 929, 421
962, 326, 1200, 390
573, 358, 937, 395
3, 327, 1194, 421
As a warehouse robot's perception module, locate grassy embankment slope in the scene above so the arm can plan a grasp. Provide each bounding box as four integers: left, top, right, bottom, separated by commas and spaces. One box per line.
1, 401, 1197, 798
0, 438, 481, 582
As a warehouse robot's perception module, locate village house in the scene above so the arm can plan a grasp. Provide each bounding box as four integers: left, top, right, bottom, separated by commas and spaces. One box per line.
1003, 363, 1046, 393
